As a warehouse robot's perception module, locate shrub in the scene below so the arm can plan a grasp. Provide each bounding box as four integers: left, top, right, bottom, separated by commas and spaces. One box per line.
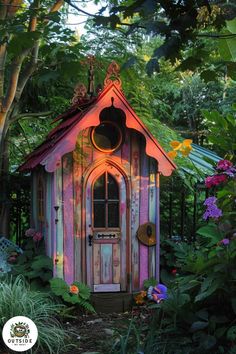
50, 277, 95, 313
0, 275, 71, 353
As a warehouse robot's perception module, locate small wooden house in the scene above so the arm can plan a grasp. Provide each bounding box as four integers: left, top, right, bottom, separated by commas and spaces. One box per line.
20, 62, 176, 293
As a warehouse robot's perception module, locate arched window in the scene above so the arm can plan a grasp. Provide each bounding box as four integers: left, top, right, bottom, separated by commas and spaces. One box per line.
93, 172, 119, 228
37, 177, 45, 221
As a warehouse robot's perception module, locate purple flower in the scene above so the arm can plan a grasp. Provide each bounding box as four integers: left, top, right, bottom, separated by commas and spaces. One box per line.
204, 196, 217, 207
220, 238, 230, 246
224, 167, 236, 177
203, 197, 222, 220
203, 205, 222, 220
147, 284, 168, 303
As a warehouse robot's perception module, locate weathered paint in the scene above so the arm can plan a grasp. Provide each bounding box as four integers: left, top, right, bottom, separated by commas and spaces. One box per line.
119, 172, 127, 291
73, 134, 83, 282
156, 172, 160, 281
63, 153, 74, 284
45, 173, 52, 256
101, 244, 113, 284
113, 243, 121, 284
139, 139, 149, 288
55, 165, 64, 278
148, 158, 156, 278
130, 131, 140, 291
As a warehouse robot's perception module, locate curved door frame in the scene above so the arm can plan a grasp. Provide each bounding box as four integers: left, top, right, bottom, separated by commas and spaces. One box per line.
82, 159, 131, 292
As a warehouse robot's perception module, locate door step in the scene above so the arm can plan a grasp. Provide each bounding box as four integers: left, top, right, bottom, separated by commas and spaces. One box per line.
91, 292, 133, 313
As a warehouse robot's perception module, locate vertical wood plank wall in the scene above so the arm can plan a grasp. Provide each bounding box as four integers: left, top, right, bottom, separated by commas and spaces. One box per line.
63, 153, 74, 284
45, 173, 52, 257
139, 138, 149, 288
55, 166, 64, 278
130, 132, 141, 291
39, 128, 159, 290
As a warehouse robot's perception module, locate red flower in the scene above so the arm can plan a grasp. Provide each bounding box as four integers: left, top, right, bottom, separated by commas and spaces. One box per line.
205, 174, 227, 188
171, 269, 177, 275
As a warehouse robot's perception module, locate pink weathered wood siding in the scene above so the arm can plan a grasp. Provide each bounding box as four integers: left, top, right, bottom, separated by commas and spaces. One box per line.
37, 127, 158, 290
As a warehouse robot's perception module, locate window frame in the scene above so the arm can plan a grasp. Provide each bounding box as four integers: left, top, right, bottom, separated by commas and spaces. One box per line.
91, 121, 123, 153
92, 172, 120, 230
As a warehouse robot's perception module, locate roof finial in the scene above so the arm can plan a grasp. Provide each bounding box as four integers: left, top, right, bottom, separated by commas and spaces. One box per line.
104, 61, 122, 89
71, 83, 87, 105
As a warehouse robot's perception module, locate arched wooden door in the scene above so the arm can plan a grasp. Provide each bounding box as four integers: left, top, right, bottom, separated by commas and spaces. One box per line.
85, 163, 128, 292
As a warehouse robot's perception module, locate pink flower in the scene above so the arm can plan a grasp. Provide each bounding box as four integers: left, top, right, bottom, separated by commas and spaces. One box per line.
25, 228, 36, 237
33, 232, 43, 242
217, 160, 233, 171
205, 174, 227, 188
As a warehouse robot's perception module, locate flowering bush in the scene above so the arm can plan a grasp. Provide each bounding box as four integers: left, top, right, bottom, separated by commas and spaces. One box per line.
203, 160, 236, 233
25, 228, 43, 243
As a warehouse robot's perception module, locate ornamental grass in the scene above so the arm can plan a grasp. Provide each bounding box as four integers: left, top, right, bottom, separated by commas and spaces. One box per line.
0, 275, 72, 353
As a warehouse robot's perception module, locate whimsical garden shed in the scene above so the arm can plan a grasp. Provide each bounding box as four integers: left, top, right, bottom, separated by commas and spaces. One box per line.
20, 62, 176, 293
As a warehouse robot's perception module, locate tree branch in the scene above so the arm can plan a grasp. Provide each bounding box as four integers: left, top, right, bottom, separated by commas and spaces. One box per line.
10, 111, 52, 123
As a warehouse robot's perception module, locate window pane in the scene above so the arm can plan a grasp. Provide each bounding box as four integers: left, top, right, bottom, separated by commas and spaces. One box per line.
94, 174, 105, 199
94, 202, 106, 227
108, 202, 119, 227
108, 174, 119, 200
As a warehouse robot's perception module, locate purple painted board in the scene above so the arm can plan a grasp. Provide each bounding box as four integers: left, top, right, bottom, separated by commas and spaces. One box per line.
131, 131, 140, 290
73, 139, 83, 282
51, 172, 57, 275
63, 154, 74, 284
139, 139, 149, 288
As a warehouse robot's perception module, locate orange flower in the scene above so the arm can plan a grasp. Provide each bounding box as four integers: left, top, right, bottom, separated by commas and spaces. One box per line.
135, 294, 145, 305
70, 285, 79, 295
140, 290, 147, 298
167, 150, 177, 160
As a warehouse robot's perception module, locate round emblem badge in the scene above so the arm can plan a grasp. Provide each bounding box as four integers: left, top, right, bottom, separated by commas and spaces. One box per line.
2, 316, 38, 352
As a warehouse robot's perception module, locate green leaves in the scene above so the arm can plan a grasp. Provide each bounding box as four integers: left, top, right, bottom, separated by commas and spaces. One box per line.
50, 278, 95, 313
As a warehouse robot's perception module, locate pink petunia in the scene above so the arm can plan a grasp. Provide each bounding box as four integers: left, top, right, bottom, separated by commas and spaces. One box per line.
216, 160, 233, 171
33, 232, 43, 242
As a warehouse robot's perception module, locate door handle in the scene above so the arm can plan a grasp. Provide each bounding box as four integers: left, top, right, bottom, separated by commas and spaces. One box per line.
88, 234, 93, 246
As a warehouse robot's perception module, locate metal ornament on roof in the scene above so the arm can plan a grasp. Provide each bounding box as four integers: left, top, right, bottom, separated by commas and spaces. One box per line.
104, 61, 122, 89
71, 83, 88, 105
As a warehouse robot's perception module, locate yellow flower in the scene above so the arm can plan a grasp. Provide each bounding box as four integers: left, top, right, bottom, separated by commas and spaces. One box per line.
70, 285, 79, 295
167, 150, 177, 160
168, 139, 193, 159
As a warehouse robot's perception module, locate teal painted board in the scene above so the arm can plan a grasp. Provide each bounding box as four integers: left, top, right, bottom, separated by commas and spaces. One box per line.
148, 158, 156, 278
101, 244, 113, 284
55, 165, 64, 278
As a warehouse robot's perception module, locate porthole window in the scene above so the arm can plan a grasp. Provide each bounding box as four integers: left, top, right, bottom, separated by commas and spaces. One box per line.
91, 121, 122, 152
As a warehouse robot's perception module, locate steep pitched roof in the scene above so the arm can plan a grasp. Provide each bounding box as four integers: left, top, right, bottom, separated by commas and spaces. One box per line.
20, 81, 176, 176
